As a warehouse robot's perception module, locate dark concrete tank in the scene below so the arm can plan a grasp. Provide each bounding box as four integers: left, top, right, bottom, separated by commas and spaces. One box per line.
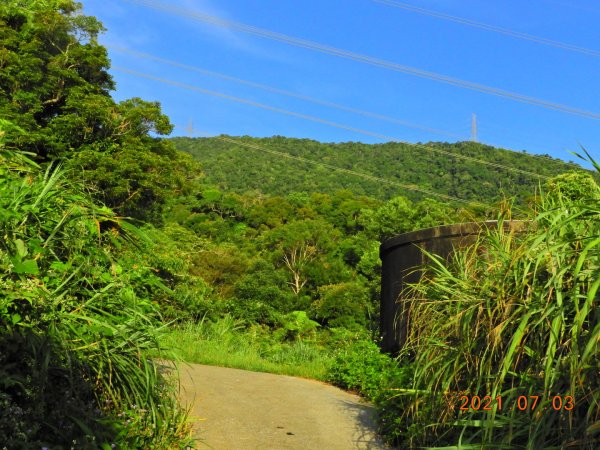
379, 220, 527, 354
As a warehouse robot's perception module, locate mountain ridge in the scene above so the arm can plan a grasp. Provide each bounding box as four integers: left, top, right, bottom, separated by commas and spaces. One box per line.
172, 135, 587, 205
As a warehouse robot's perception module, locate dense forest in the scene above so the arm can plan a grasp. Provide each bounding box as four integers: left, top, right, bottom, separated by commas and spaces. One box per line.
1, 1, 598, 449
172, 135, 587, 205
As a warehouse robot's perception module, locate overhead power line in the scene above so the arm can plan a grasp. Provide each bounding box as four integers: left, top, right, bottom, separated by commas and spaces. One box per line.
109, 45, 465, 141
124, 0, 600, 121
372, 0, 600, 58
112, 66, 551, 180
199, 134, 488, 207
112, 46, 580, 166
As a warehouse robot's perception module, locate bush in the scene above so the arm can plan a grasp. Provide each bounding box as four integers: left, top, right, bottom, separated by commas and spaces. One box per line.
0, 150, 193, 448
327, 339, 398, 399
313, 281, 370, 329
273, 310, 320, 341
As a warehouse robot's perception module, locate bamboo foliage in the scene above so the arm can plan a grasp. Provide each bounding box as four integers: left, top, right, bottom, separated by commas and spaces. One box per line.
0, 140, 192, 447
394, 159, 600, 448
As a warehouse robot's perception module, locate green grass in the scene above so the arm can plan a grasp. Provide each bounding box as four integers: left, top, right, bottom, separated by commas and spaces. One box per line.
379, 163, 600, 448
158, 316, 335, 381
0, 143, 194, 448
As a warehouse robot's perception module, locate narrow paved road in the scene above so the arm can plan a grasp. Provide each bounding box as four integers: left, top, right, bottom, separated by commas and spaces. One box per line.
175, 363, 387, 450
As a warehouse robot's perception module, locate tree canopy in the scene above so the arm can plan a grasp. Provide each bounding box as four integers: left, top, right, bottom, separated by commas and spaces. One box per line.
0, 0, 200, 222
172, 135, 590, 206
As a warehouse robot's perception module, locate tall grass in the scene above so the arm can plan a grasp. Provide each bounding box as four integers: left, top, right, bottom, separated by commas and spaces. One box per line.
384, 163, 600, 450
383, 160, 600, 448
159, 316, 335, 380
0, 142, 193, 447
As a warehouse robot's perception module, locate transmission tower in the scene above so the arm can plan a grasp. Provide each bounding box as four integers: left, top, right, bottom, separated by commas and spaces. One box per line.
186, 118, 195, 136
471, 113, 478, 142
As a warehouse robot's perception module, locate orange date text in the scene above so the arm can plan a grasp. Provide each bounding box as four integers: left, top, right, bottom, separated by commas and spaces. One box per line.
457, 395, 574, 412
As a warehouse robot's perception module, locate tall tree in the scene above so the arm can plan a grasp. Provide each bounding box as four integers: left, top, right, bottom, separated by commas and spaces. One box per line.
1, 0, 114, 158
0, 0, 200, 222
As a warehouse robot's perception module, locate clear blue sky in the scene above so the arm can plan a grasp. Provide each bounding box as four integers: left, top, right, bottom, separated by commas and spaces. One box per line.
83, 0, 599, 167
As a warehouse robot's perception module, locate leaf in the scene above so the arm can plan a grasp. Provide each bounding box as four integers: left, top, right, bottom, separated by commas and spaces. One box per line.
50, 260, 72, 272
100, 272, 113, 282
587, 420, 600, 435
13, 259, 39, 275
15, 239, 27, 258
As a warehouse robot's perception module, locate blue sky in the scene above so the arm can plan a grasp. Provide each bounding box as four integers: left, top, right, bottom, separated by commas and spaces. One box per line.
82, 0, 599, 167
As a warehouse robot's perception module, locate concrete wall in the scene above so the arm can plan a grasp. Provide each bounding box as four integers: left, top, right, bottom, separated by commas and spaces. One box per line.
379, 220, 526, 354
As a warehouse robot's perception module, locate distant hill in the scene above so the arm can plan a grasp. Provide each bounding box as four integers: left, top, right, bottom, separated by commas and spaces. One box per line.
172, 136, 586, 205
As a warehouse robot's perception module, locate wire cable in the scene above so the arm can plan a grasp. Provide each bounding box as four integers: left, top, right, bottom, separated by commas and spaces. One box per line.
195, 133, 489, 207
112, 66, 552, 180
109, 45, 465, 141
112, 45, 579, 167
110, 45, 580, 167
373, 0, 600, 59
123, 0, 600, 121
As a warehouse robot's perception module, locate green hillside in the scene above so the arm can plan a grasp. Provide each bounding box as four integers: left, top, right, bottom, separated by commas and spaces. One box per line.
172, 136, 583, 205
3, 1, 599, 448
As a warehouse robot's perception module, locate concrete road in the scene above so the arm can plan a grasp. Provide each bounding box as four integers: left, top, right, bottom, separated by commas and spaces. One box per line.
174, 363, 387, 450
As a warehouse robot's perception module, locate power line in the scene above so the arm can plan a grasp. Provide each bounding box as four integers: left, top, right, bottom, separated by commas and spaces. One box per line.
162, 57, 575, 167
373, 0, 600, 58
108, 45, 465, 141
123, 0, 600, 121
112, 66, 551, 180
109, 46, 581, 165
115, 44, 576, 163
193, 133, 489, 208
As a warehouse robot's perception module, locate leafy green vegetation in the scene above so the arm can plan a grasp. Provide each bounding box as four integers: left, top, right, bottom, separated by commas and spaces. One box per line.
0, 1, 196, 446
0, 0, 199, 224
158, 316, 335, 380
2, 0, 598, 448
376, 163, 600, 448
0, 145, 193, 447
327, 339, 408, 399
172, 135, 590, 205
161, 183, 469, 337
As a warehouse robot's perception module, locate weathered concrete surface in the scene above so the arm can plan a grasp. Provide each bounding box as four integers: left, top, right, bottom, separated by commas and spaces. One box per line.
380, 220, 528, 353
175, 363, 387, 450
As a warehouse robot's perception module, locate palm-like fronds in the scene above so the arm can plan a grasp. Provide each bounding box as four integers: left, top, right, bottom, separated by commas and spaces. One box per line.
1, 145, 193, 447
392, 161, 600, 448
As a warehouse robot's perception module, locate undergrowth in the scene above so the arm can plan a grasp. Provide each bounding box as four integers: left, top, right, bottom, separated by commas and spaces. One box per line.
0, 143, 194, 448
158, 316, 339, 380
377, 155, 600, 448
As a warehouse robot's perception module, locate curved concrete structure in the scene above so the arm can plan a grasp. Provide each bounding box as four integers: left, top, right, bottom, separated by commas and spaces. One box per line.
379, 220, 527, 354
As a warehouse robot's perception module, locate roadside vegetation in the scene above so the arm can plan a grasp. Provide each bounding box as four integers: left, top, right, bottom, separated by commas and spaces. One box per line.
335, 164, 600, 449
1, 0, 598, 448
0, 1, 196, 446
380, 163, 600, 449
159, 316, 336, 380
0, 137, 193, 448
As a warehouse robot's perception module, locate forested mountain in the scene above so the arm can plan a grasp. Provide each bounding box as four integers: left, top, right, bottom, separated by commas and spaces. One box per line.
3, 1, 599, 448
173, 136, 584, 205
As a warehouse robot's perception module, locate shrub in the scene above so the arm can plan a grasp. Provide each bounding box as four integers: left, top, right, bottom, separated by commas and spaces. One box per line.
327, 339, 398, 399
0, 149, 193, 448
313, 281, 370, 329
